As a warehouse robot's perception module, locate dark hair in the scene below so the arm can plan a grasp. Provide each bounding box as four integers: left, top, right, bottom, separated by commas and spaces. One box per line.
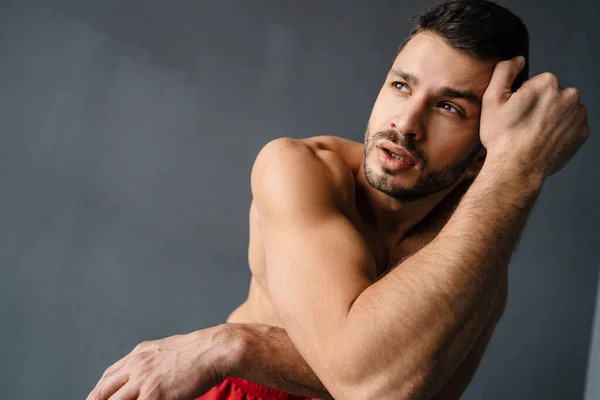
399, 0, 530, 91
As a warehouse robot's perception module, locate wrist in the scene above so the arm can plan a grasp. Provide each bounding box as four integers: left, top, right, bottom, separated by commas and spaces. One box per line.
215, 324, 334, 399
222, 323, 252, 378
215, 323, 271, 379
480, 155, 545, 199
192, 324, 248, 380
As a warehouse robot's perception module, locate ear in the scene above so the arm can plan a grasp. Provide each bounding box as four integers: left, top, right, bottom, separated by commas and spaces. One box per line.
463, 147, 487, 180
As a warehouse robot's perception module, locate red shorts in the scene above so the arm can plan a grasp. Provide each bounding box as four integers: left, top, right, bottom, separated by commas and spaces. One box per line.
196, 377, 317, 400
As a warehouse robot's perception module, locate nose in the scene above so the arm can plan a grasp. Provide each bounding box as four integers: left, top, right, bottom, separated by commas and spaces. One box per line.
389, 101, 426, 141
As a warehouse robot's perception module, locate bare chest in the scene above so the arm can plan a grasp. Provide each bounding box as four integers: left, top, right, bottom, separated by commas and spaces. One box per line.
247, 199, 439, 285
338, 201, 442, 278
236, 200, 440, 326
357, 224, 436, 278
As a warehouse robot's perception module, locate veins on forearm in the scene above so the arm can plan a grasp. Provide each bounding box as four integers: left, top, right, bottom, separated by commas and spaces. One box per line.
228, 323, 332, 399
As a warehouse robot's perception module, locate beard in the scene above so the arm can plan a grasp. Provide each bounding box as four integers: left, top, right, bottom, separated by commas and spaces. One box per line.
363, 129, 482, 202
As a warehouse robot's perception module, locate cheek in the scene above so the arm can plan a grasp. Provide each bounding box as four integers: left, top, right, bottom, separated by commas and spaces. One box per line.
368, 91, 395, 126
425, 124, 480, 166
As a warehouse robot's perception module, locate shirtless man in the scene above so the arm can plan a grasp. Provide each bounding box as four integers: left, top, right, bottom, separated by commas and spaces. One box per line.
87, 1, 589, 399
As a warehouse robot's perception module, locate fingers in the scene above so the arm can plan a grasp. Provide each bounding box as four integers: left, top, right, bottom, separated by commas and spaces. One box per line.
101, 356, 129, 380
548, 104, 590, 176
578, 104, 588, 119
583, 120, 590, 143
87, 371, 129, 400
562, 85, 579, 100
106, 381, 140, 400
577, 105, 590, 143
484, 55, 527, 104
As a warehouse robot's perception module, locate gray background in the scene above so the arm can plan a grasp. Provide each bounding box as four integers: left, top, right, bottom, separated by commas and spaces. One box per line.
1, 0, 598, 399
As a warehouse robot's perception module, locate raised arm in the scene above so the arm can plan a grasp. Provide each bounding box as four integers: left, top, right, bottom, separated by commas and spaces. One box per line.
253, 58, 588, 399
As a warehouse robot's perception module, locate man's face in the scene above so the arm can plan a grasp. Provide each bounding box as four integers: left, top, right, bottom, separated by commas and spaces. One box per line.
364, 31, 496, 202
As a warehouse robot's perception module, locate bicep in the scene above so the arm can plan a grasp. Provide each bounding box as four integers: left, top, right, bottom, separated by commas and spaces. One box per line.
251, 138, 377, 377
262, 210, 375, 325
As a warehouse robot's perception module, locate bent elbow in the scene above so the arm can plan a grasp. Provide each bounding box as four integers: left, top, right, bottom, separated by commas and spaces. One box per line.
324, 349, 435, 400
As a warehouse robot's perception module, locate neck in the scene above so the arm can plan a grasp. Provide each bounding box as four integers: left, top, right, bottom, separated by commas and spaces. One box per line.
354, 162, 471, 248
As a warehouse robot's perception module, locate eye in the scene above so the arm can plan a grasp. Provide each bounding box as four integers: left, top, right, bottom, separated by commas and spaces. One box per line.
440, 103, 462, 116
392, 81, 410, 92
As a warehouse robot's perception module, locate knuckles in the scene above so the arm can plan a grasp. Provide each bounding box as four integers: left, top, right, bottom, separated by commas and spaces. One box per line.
537, 72, 561, 90
101, 366, 114, 379
134, 341, 151, 352
562, 87, 581, 105
134, 340, 161, 354
132, 350, 156, 365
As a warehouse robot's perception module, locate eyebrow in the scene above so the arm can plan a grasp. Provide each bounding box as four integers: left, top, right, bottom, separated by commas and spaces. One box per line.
440, 86, 482, 105
388, 68, 482, 105
389, 68, 420, 86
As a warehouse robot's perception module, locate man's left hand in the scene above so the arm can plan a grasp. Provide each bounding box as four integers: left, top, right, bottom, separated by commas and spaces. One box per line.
87, 325, 236, 400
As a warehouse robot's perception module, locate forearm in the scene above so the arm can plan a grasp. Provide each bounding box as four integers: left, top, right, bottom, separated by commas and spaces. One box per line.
430, 273, 508, 400
225, 323, 332, 400
338, 161, 542, 398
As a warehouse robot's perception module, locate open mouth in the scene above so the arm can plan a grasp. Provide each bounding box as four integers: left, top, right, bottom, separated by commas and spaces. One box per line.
382, 148, 410, 162
376, 140, 417, 167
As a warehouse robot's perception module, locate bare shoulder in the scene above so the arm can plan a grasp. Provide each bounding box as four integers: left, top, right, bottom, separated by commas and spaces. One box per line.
301, 135, 363, 174
251, 137, 356, 211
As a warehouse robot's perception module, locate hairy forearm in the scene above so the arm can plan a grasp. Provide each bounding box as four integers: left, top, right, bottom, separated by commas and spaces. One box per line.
225, 323, 333, 400
429, 272, 508, 400
338, 161, 542, 398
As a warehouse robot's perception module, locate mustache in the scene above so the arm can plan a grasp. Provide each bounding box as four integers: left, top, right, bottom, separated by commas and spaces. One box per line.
370, 130, 425, 165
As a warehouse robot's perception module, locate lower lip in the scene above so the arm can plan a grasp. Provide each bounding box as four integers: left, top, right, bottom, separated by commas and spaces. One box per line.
378, 147, 415, 171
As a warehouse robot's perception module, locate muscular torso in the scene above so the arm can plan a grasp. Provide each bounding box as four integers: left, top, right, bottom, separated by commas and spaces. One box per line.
225, 136, 506, 399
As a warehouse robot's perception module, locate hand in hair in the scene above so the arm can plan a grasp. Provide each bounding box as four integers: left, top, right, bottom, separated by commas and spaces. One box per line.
479, 56, 589, 179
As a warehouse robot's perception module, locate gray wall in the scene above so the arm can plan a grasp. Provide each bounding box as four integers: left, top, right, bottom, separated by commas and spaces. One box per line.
1, 0, 598, 399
